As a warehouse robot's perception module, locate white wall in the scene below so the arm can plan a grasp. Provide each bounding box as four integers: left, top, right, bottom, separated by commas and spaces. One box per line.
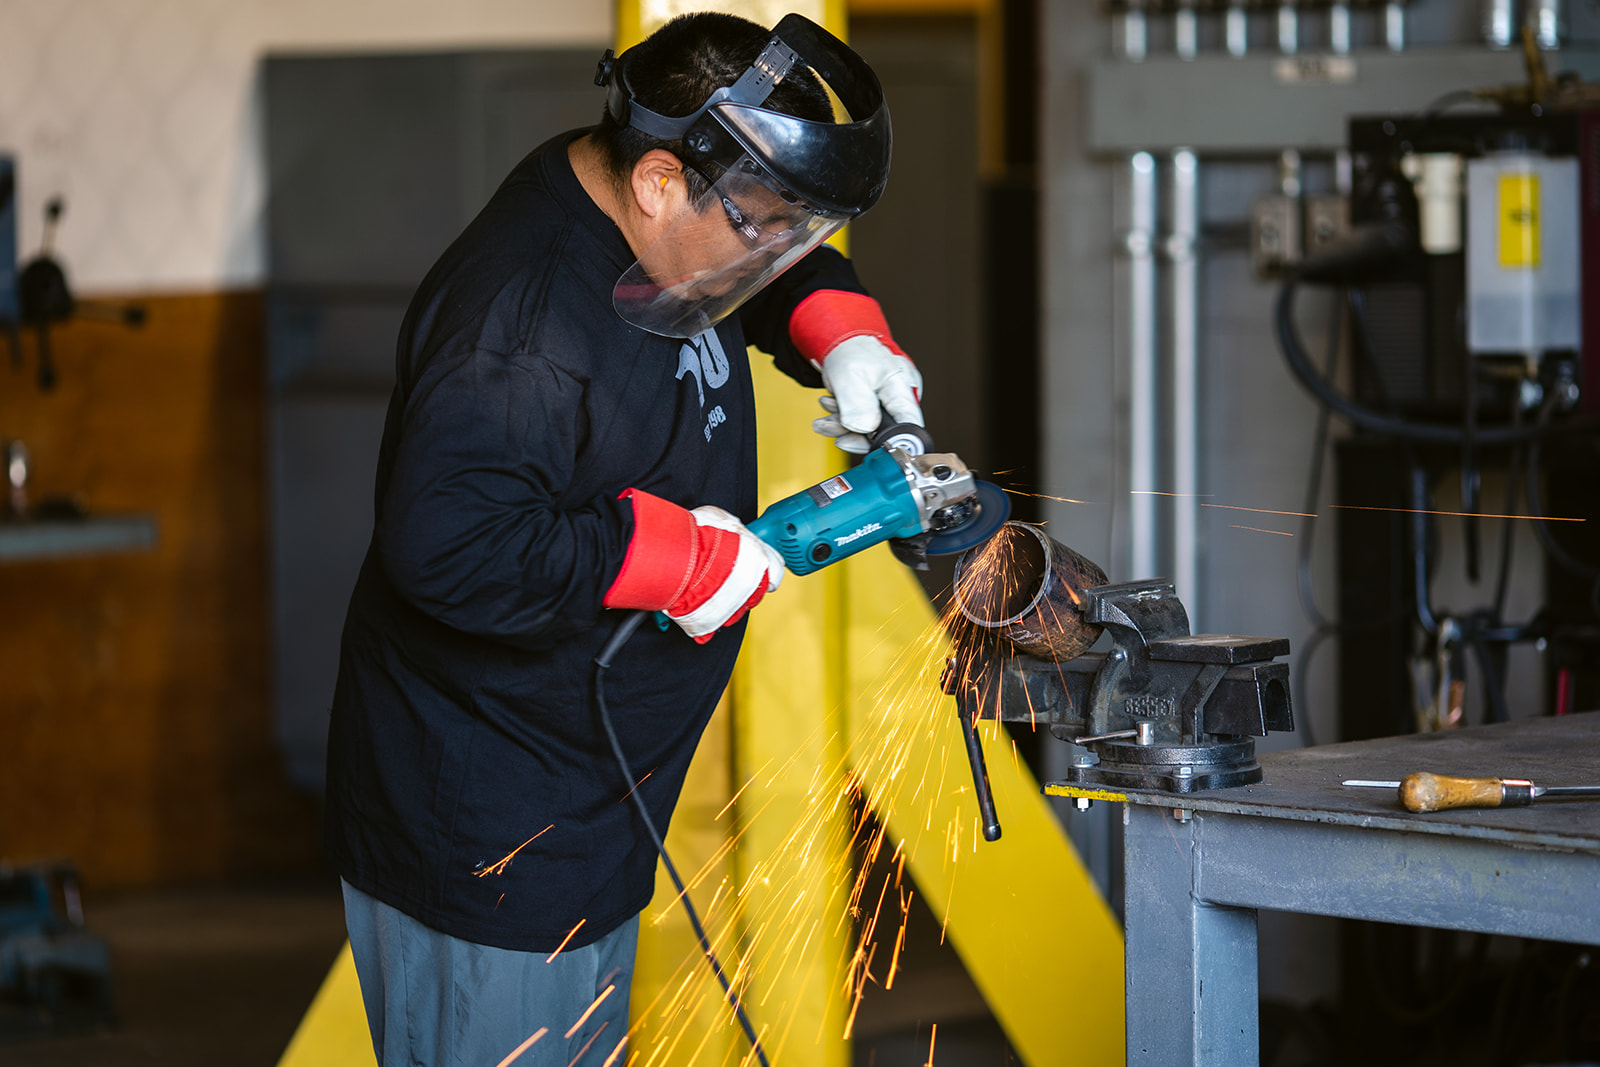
0, 0, 612, 292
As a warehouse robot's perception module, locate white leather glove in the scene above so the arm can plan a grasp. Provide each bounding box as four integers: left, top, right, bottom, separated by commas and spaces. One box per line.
810, 336, 924, 454
669, 506, 784, 642
789, 290, 923, 453
604, 490, 783, 643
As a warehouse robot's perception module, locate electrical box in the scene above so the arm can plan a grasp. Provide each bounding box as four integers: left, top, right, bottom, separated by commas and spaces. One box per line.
1466, 151, 1581, 355
1348, 110, 1599, 419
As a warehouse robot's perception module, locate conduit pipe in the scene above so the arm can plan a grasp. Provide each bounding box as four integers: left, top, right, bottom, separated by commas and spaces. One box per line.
1170, 150, 1201, 620
1127, 152, 1159, 581
1329, 4, 1351, 54
1386, 3, 1406, 51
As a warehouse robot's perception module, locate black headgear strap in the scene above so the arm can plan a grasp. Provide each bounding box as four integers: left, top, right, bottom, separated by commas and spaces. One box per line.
595, 34, 801, 141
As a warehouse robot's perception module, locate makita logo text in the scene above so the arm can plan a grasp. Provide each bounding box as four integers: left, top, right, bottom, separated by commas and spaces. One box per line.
835, 523, 882, 546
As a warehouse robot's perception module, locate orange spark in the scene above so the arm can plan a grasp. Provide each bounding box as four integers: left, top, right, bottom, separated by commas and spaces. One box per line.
620, 771, 654, 803
565, 984, 615, 1039
926, 1022, 939, 1066
1009, 490, 1101, 506
1331, 503, 1585, 522
842, 941, 878, 1039
475, 825, 554, 877
884, 890, 912, 990
545, 919, 586, 963
601, 1035, 630, 1067
566, 1021, 608, 1066
625, 603, 1017, 1066
715, 765, 768, 820
1228, 525, 1294, 537
1130, 490, 1214, 497
1202, 502, 1316, 518
493, 1027, 548, 1067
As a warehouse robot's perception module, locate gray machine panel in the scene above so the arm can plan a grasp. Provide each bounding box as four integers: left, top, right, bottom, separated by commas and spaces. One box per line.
1086, 48, 1600, 154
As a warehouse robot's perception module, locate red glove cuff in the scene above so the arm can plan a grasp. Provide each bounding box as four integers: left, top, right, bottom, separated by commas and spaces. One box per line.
603, 489, 697, 611
789, 290, 906, 367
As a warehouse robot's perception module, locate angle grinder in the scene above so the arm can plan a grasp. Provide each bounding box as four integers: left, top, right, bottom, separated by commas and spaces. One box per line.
746, 422, 1010, 576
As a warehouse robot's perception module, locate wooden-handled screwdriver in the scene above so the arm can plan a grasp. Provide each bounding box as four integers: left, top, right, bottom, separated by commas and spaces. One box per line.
1343, 774, 1600, 813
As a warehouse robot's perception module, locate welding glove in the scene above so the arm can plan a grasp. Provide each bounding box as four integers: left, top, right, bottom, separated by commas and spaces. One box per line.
789, 290, 923, 454
603, 488, 784, 643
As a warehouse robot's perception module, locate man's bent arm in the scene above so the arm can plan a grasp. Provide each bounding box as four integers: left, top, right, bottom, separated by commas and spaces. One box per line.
737, 243, 867, 386
375, 347, 632, 650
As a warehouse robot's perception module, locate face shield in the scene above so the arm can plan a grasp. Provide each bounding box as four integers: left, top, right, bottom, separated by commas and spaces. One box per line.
613, 155, 848, 337
596, 14, 891, 338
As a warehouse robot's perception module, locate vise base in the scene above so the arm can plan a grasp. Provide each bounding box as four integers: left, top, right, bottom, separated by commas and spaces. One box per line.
946, 580, 1293, 796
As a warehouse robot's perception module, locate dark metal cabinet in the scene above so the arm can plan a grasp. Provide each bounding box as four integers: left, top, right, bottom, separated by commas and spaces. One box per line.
264, 50, 600, 791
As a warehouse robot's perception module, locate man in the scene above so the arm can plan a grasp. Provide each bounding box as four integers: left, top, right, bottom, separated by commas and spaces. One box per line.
324, 12, 921, 1065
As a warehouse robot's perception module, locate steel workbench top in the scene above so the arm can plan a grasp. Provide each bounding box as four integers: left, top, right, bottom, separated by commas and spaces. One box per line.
1047, 711, 1600, 854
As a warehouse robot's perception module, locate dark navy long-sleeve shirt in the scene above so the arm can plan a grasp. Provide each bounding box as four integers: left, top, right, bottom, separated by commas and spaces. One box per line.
324, 130, 863, 951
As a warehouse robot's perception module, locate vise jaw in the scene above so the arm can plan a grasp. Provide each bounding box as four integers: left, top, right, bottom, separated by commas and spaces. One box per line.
944, 580, 1293, 796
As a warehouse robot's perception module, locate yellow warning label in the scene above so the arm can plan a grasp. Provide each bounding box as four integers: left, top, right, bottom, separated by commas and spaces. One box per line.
1499, 173, 1540, 268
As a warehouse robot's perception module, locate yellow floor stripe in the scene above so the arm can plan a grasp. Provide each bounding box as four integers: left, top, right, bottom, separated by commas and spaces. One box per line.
276, 943, 377, 1067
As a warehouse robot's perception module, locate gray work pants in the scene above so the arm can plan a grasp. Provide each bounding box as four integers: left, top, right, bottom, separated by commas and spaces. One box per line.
341, 880, 638, 1067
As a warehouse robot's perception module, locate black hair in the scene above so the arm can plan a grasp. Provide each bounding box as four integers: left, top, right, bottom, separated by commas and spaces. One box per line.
593, 12, 833, 199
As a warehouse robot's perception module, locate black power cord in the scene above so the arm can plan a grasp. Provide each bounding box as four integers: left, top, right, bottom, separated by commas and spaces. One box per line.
1525, 395, 1600, 619
1462, 354, 1481, 582
593, 610, 771, 1067
1295, 290, 1342, 634
1275, 274, 1595, 446
1527, 401, 1600, 584
1278, 272, 1583, 730
1291, 290, 1345, 749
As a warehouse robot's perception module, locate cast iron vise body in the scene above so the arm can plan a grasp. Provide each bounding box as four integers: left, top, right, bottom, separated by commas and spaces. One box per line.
945, 580, 1294, 800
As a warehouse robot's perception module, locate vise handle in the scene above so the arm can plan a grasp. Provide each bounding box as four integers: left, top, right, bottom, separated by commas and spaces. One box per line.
943, 655, 1003, 841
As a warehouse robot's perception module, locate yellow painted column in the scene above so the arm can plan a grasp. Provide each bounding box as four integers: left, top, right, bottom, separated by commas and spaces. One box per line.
619, 2, 852, 1065
722, 356, 852, 1067
840, 554, 1126, 1066
628, 693, 747, 1067
726, 4, 851, 1061
629, 364, 850, 1067
608, 5, 1127, 1067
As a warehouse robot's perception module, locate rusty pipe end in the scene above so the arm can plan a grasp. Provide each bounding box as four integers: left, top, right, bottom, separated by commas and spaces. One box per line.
951, 521, 1107, 662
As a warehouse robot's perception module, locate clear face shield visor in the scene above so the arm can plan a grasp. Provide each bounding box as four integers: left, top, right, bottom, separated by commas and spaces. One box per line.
613, 153, 848, 338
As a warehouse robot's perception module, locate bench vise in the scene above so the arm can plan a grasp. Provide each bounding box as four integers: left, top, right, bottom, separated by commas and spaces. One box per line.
940, 522, 1295, 841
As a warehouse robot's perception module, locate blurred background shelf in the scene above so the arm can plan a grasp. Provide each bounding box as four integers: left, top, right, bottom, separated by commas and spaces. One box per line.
0, 515, 156, 563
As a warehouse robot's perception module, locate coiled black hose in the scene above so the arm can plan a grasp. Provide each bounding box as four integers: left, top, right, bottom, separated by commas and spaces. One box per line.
1274, 275, 1592, 445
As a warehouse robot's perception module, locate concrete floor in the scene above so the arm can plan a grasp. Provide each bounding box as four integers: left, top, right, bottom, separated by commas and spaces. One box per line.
0, 879, 350, 1067
0, 876, 1018, 1067
847, 884, 1021, 1067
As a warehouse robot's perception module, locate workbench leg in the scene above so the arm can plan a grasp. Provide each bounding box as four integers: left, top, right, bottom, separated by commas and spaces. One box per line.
1124, 805, 1259, 1066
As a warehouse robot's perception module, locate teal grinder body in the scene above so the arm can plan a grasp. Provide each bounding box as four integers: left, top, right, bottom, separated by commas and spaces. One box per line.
745, 448, 926, 576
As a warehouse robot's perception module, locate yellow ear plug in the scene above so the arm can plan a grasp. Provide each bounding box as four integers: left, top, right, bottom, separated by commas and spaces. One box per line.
659, 175, 669, 189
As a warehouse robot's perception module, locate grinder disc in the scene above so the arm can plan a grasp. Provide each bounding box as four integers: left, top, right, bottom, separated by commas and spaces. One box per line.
926, 480, 1010, 556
